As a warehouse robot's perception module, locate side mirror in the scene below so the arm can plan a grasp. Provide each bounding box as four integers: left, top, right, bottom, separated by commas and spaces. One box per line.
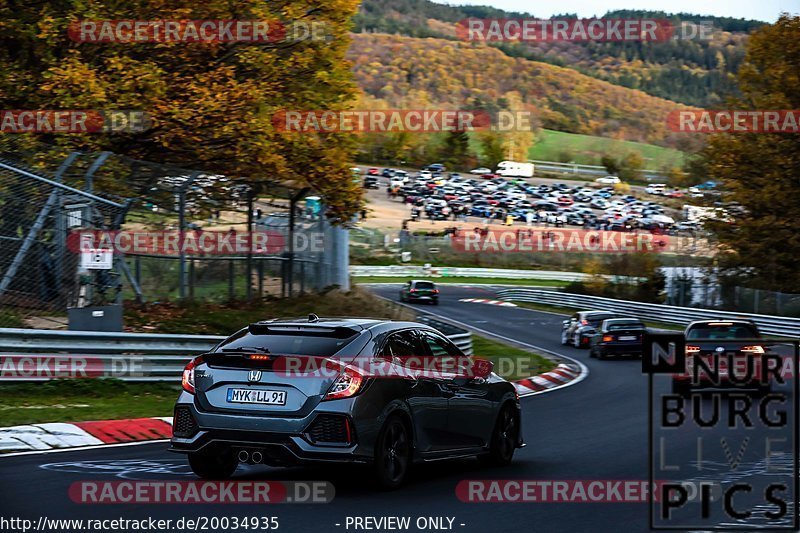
562, 320, 569, 327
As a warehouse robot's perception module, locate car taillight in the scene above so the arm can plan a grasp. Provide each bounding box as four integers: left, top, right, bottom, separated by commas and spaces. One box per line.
182, 356, 204, 394
409, 289, 416, 293
432, 289, 439, 294
686, 345, 701, 354
323, 366, 364, 401
581, 319, 589, 325
602, 335, 614, 342
741, 345, 765, 354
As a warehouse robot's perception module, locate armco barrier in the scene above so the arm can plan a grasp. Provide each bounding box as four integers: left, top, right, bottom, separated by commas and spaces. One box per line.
351, 265, 594, 281
0, 317, 472, 381
497, 288, 800, 338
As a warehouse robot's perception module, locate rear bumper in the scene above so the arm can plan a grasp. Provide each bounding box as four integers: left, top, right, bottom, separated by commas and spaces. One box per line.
407, 294, 437, 302
169, 395, 371, 465
595, 343, 643, 356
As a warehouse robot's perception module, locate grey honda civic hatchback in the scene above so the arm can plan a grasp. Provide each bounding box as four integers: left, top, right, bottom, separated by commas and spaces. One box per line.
170, 316, 523, 489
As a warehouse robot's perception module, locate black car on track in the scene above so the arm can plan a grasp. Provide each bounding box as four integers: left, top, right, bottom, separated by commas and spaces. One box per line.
561, 310, 618, 348
171, 316, 523, 489
588, 318, 646, 359
399, 280, 439, 305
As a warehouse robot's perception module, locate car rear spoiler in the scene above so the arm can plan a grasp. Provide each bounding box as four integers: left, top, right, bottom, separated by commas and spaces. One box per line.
248, 323, 360, 338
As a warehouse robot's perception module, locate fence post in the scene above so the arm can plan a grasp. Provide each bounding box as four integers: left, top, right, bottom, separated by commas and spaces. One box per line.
228, 260, 234, 301
258, 259, 264, 298
246, 189, 253, 301
189, 259, 195, 300
177, 172, 199, 300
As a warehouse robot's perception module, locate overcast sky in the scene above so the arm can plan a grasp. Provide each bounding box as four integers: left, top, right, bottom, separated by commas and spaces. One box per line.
452, 0, 796, 23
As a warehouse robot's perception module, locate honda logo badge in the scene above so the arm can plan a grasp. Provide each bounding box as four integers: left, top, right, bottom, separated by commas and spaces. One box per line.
248, 370, 262, 382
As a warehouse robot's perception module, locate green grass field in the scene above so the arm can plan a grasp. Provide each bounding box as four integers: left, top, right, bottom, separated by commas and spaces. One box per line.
529, 129, 686, 169
471, 335, 556, 381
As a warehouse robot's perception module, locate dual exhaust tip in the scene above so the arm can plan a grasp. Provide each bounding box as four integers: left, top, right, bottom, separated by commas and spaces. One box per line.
237, 450, 263, 464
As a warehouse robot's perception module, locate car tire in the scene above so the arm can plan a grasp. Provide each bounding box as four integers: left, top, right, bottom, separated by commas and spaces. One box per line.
432, 300, 439, 306
572, 334, 582, 349
479, 405, 518, 467
589, 347, 597, 358
187, 448, 238, 480
374, 416, 411, 490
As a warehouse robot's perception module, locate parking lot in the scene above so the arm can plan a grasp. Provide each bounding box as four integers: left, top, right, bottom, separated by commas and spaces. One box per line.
359, 166, 703, 236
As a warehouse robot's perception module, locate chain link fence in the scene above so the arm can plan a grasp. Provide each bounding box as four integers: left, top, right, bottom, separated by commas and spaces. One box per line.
0, 138, 349, 329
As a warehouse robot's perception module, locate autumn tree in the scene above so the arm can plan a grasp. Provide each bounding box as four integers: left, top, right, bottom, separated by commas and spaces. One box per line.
617, 152, 645, 182
702, 15, 800, 292
0, 0, 362, 220
437, 130, 471, 170
477, 131, 505, 169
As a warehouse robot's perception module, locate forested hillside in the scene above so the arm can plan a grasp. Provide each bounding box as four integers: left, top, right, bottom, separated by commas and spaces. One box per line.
348, 33, 696, 149
354, 0, 763, 107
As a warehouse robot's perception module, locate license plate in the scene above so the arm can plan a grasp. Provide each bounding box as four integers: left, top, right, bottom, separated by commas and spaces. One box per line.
227, 388, 287, 406
618, 336, 637, 341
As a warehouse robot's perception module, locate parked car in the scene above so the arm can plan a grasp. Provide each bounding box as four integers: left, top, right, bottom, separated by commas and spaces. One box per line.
561, 311, 618, 348
595, 176, 621, 184
399, 280, 440, 305
171, 316, 522, 489
367, 167, 380, 176
672, 319, 770, 395
589, 318, 647, 359
425, 163, 446, 172
470, 167, 492, 175
364, 176, 379, 189
382, 168, 397, 178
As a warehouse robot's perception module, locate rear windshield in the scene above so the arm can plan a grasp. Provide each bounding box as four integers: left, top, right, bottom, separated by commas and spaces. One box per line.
216, 330, 357, 357
686, 324, 759, 340
586, 314, 615, 325
608, 323, 644, 331
414, 282, 435, 290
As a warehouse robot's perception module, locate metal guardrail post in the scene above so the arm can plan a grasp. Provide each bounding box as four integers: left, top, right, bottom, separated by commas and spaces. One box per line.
0, 153, 79, 298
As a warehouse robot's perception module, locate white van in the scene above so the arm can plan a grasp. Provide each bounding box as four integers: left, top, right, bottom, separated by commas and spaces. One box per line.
496, 161, 534, 178
645, 183, 667, 195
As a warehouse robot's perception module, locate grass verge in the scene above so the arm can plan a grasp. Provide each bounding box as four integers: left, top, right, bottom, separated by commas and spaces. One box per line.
0, 380, 179, 426
471, 334, 556, 381
354, 276, 567, 287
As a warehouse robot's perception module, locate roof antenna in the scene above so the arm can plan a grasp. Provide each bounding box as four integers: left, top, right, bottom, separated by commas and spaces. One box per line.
308, 313, 319, 323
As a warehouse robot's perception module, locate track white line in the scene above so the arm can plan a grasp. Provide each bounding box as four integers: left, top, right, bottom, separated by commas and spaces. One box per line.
0, 438, 169, 458
381, 295, 589, 398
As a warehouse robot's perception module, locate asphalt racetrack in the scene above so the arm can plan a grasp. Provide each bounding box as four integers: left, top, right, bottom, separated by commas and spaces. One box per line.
1, 285, 795, 532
